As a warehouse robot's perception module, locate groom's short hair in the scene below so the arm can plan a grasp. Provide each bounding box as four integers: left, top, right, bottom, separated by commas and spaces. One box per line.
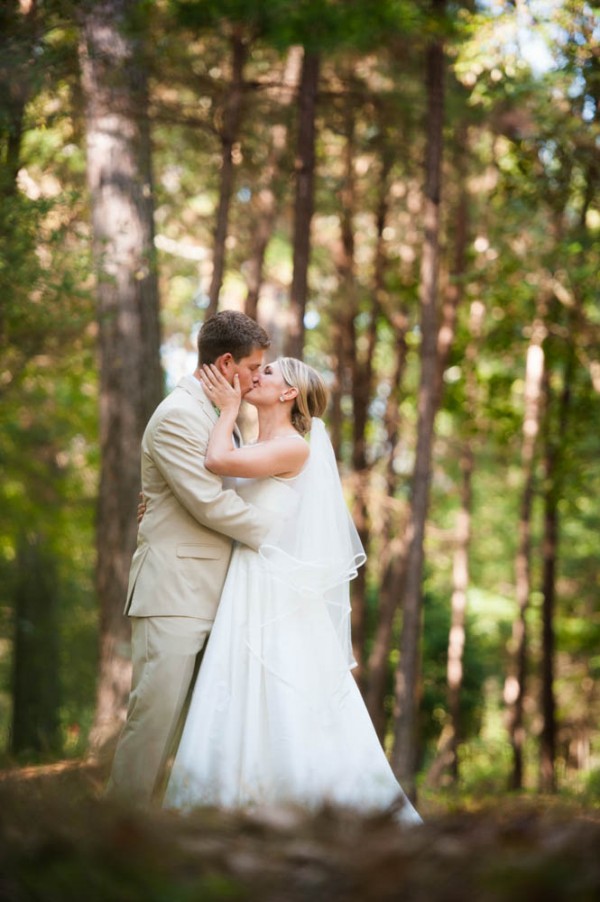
198, 310, 270, 365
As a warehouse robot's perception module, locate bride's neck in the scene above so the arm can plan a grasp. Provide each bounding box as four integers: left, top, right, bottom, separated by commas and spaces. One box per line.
256, 406, 296, 442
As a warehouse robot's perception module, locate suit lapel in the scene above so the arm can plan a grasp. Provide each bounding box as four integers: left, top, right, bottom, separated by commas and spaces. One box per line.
178, 374, 219, 425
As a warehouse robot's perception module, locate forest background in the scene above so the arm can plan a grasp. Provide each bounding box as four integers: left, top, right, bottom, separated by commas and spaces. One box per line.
1, 0, 599, 813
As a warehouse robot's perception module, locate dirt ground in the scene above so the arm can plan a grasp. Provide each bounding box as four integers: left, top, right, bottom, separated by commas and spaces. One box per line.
1, 761, 599, 901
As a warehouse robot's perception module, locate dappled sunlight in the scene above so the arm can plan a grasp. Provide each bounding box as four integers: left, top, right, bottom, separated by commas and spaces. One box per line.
1, 4, 599, 890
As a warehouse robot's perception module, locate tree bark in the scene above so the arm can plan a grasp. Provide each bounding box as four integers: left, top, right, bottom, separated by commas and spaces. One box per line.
540, 407, 558, 794
438, 141, 472, 782
504, 318, 546, 790
244, 46, 302, 319
426, 439, 473, 790
445, 407, 474, 781
0, 1, 39, 356
78, 0, 163, 759
352, 147, 408, 712
368, 147, 409, 705
444, 315, 484, 779
391, 2, 446, 796
11, 533, 61, 756
349, 309, 378, 687
0, 0, 39, 194
207, 29, 249, 316
365, 313, 409, 738
285, 50, 320, 359
539, 336, 574, 792
327, 79, 355, 462
330, 94, 374, 679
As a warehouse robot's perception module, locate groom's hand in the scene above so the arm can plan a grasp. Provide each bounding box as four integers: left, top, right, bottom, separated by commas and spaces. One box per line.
137, 492, 147, 524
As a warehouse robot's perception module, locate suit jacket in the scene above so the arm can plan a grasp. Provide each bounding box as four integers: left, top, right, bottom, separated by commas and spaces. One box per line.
125, 374, 272, 620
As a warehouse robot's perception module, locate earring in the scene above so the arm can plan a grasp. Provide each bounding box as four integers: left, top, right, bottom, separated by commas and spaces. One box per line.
279, 395, 285, 402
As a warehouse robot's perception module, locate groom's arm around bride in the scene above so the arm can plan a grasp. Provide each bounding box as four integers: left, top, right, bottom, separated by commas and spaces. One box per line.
106, 312, 273, 807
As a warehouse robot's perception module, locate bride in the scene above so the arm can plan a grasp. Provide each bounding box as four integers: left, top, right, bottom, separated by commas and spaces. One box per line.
163, 356, 421, 824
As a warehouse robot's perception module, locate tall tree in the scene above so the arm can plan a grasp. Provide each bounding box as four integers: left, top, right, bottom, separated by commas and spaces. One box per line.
504, 314, 546, 790
0, 0, 55, 371
285, 49, 319, 358
434, 131, 472, 780
328, 81, 371, 673
11, 534, 61, 757
425, 140, 475, 783
78, 0, 162, 758
0, 0, 39, 195
442, 300, 482, 784
206, 26, 249, 316
244, 46, 303, 319
391, 0, 446, 795
364, 133, 411, 736
365, 319, 410, 739
539, 344, 572, 793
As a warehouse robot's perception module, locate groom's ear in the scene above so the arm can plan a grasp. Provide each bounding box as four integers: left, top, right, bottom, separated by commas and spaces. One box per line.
214, 353, 233, 378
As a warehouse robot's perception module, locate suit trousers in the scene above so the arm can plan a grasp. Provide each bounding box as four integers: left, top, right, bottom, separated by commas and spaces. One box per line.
106, 615, 212, 806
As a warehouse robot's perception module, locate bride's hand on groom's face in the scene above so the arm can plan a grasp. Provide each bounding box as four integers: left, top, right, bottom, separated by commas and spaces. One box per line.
200, 364, 241, 413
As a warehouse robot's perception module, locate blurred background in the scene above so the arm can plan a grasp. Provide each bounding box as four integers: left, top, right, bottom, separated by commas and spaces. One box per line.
0, 0, 599, 809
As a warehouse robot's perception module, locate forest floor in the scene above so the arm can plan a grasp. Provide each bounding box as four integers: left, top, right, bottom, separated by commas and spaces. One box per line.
1, 760, 599, 901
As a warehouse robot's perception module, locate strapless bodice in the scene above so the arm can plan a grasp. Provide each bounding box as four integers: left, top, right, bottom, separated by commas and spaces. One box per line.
235, 476, 300, 518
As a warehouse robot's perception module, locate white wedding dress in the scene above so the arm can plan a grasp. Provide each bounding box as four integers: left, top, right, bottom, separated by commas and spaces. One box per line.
164, 421, 421, 825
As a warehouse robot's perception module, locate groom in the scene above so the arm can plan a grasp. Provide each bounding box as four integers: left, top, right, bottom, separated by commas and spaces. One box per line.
106, 310, 273, 806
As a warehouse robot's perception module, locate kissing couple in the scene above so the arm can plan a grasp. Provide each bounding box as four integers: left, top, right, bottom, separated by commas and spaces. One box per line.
106, 310, 421, 824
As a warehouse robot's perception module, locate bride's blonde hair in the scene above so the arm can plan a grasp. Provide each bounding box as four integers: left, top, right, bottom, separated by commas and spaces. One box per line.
278, 357, 328, 435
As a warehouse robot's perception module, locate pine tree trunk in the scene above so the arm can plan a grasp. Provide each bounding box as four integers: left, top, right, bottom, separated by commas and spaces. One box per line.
540, 435, 558, 793
365, 316, 409, 738
332, 96, 374, 680
350, 322, 376, 687
329, 361, 343, 461
391, 4, 445, 796
244, 46, 302, 318
328, 88, 355, 460
0, 2, 36, 350
446, 442, 473, 771
425, 432, 474, 791
436, 142, 472, 782
207, 29, 248, 316
243, 152, 279, 321
11, 534, 61, 756
504, 319, 546, 790
350, 157, 387, 685
363, 149, 406, 723
78, 0, 162, 760
366, 553, 406, 740
540, 340, 574, 791
285, 50, 319, 359
3, 78, 26, 193
0, 0, 39, 193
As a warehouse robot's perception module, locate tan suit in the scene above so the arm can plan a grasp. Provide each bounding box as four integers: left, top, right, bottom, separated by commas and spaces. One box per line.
107, 374, 272, 805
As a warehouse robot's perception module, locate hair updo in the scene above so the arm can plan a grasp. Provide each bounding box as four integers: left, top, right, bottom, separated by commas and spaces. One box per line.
277, 357, 328, 435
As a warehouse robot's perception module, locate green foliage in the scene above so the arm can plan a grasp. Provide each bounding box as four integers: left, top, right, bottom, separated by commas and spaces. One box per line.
174, 0, 424, 53
0, 0, 599, 804
0, 343, 98, 763
0, 5, 97, 763
420, 586, 490, 747
10, 535, 62, 758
